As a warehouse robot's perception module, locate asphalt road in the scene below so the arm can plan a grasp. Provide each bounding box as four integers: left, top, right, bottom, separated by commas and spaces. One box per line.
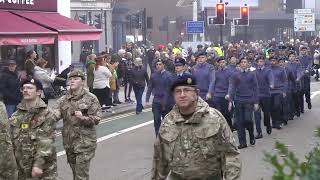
57, 82, 320, 180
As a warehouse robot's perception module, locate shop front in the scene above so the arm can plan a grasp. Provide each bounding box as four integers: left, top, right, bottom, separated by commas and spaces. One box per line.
0, 0, 101, 73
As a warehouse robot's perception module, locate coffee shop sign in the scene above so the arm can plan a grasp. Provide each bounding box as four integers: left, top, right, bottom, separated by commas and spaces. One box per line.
0, 0, 34, 5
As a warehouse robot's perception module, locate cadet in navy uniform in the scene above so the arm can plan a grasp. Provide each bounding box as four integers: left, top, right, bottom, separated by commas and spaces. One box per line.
146, 59, 174, 136
207, 57, 233, 129
230, 58, 259, 149
174, 57, 190, 77
269, 56, 288, 129
254, 55, 274, 139
299, 46, 313, 110
278, 57, 292, 122
286, 52, 304, 118
191, 51, 215, 101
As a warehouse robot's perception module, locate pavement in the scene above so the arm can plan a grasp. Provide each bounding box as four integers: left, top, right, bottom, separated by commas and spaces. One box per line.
56, 81, 320, 180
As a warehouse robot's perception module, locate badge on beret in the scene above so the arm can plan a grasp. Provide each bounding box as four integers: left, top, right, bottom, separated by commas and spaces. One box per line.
30, 79, 35, 83
21, 123, 29, 129
187, 78, 192, 84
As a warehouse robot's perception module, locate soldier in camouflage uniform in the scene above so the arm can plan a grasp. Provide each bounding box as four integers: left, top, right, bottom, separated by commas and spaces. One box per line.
152, 74, 241, 180
55, 70, 101, 180
0, 101, 18, 180
10, 79, 57, 179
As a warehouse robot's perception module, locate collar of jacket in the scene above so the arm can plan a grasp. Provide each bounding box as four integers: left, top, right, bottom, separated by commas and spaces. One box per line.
66, 87, 88, 100
17, 97, 47, 113
171, 98, 209, 124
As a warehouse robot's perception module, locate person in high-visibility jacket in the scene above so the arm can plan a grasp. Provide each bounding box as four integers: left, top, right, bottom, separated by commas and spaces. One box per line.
172, 40, 182, 55
213, 44, 224, 57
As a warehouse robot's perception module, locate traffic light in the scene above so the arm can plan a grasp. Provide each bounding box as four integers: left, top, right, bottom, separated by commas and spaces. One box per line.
159, 16, 169, 31
131, 13, 140, 29
233, 5, 249, 26
240, 6, 249, 26
147, 17, 153, 29
94, 14, 102, 29
215, 3, 225, 25
79, 15, 87, 24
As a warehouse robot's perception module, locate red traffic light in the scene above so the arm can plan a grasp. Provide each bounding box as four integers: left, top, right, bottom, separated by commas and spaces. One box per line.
216, 3, 224, 10
241, 7, 248, 14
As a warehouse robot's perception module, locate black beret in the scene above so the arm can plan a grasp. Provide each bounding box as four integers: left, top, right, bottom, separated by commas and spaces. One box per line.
174, 57, 186, 66
288, 51, 296, 56
269, 56, 278, 61
256, 55, 265, 61
217, 56, 225, 62
170, 74, 197, 92
21, 78, 43, 90
268, 48, 275, 53
278, 45, 287, 50
197, 44, 203, 48
196, 51, 207, 58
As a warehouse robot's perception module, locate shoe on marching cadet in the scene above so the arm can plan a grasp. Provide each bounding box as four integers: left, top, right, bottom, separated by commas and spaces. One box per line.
308, 102, 312, 110
266, 126, 272, 135
238, 144, 248, 149
255, 133, 263, 139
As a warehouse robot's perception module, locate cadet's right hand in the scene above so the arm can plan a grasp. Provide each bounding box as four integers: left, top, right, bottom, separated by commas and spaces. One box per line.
225, 94, 230, 100
254, 104, 260, 111
32, 167, 43, 177
206, 93, 212, 100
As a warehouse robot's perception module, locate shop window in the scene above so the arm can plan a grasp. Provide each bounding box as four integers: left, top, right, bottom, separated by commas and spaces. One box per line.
0, 44, 55, 71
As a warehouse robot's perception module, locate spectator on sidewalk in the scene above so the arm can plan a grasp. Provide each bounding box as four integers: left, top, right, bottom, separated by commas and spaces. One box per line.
86, 54, 96, 92
114, 49, 126, 104
131, 58, 149, 114
92, 54, 112, 110
0, 60, 22, 117
125, 52, 134, 103
108, 57, 120, 106
33, 58, 55, 104
24, 50, 37, 79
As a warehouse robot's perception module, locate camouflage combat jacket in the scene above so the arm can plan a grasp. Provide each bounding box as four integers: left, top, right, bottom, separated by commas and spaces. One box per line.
152, 98, 241, 180
10, 98, 57, 179
0, 102, 18, 180
56, 88, 101, 154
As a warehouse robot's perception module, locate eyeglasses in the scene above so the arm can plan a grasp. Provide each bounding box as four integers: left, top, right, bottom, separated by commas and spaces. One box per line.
174, 88, 197, 95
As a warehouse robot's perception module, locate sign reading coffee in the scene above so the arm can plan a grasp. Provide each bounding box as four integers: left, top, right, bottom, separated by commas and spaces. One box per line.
0, 0, 57, 12
0, 0, 34, 5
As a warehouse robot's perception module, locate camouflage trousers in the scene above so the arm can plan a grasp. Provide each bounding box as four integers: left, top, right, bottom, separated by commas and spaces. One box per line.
66, 150, 95, 180
17, 164, 57, 180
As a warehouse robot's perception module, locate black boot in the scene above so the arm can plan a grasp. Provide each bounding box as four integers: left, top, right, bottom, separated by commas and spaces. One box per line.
266, 126, 272, 134
255, 133, 263, 139
238, 144, 248, 149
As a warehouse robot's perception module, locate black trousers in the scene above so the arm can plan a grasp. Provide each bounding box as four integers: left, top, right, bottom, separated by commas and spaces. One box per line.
92, 87, 111, 106
212, 97, 233, 129
292, 91, 304, 115
270, 93, 284, 126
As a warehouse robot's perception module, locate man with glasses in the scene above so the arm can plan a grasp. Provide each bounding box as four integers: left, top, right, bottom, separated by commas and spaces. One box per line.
146, 60, 173, 136
152, 74, 241, 180
10, 79, 57, 179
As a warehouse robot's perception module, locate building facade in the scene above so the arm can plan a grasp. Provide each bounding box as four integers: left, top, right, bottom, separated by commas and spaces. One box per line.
70, 0, 112, 62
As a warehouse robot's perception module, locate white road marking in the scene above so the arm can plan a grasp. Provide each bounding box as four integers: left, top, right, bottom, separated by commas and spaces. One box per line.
311, 91, 320, 99
57, 91, 320, 157
55, 108, 151, 137
57, 120, 153, 157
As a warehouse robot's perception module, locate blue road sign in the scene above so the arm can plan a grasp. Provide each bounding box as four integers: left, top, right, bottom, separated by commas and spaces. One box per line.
186, 21, 205, 34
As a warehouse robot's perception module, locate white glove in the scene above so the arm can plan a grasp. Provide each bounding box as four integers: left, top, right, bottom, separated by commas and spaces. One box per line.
254, 104, 259, 111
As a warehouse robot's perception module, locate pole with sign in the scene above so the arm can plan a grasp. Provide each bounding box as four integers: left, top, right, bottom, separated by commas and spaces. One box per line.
294, 9, 315, 32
